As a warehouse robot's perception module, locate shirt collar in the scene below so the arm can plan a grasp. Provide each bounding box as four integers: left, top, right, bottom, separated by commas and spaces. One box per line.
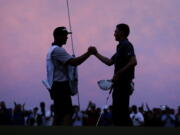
118, 38, 128, 45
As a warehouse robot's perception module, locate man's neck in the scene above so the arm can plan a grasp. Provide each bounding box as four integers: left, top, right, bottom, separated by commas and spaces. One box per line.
52, 41, 63, 47
118, 37, 127, 42
118, 38, 128, 45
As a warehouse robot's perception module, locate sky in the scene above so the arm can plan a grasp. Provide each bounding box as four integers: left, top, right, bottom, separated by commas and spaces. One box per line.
0, 0, 180, 111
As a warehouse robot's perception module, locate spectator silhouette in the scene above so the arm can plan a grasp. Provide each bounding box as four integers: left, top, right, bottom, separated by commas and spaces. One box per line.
26, 107, 39, 126
40, 102, 46, 117
85, 101, 100, 126
50, 104, 54, 117
144, 110, 154, 126
138, 103, 146, 116
0, 101, 12, 125
12, 102, 26, 125
161, 107, 176, 127
175, 106, 180, 127
36, 102, 46, 126
99, 106, 113, 126
72, 105, 83, 126
152, 108, 163, 126
0, 101, 179, 127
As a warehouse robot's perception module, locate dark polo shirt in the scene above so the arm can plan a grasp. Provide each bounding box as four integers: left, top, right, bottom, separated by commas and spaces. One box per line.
111, 38, 136, 81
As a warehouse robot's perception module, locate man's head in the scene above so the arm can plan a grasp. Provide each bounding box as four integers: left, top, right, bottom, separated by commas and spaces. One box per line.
53, 26, 72, 46
114, 23, 130, 41
131, 105, 137, 113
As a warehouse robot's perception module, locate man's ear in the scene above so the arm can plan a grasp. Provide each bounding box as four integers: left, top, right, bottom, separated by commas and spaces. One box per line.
120, 31, 125, 37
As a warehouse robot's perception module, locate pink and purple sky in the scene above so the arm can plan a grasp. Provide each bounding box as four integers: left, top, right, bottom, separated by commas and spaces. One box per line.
0, 0, 180, 110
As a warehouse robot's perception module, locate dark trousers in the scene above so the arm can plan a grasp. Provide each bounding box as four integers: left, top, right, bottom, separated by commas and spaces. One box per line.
51, 81, 73, 125
112, 80, 132, 126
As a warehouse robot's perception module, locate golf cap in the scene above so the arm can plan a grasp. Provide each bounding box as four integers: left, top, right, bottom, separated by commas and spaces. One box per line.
53, 26, 72, 37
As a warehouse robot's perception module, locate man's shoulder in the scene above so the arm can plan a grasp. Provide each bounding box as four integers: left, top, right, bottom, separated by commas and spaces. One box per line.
123, 41, 135, 53
137, 112, 144, 117
53, 46, 67, 54
53, 46, 64, 51
124, 40, 133, 47
119, 39, 133, 48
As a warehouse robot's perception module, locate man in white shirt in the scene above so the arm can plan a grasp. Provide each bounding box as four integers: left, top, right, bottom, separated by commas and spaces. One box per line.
130, 105, 144, 126
47, 26, 96, 125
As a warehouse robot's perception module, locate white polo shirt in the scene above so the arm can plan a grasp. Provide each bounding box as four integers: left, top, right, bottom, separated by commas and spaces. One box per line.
51, 46, 73, 82
44, 45, 74, 90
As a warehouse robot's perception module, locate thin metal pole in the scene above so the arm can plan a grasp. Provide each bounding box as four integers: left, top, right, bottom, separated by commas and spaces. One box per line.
96, 88, 113, 126
66, 0, 75, 55
66, 0, 80, 109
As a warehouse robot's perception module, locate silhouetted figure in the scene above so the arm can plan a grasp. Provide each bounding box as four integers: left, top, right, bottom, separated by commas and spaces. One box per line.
99, 106, 113, 126
0, 100, 179, 127
152, 108, 163, 126
144, 110, 154, 127
46, 26, 97, 125
12, 102, 26, 125
26, 107, 38, 126
93, 24, 137, 126
36, 102, 46, 125
72, 105, 83, 126
138, 104, 146, 116
85, 102, 100, 126
50, 104, 54, 117
142, 103, 154, 126
161, 107, 176, 127
175, 106, 180, 127
28, 113, 36, 126
0, 101, 12, 125
40, 102, 46, 117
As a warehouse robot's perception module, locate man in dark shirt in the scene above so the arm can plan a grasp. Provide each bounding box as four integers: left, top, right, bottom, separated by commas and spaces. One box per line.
94, 23, 137, 126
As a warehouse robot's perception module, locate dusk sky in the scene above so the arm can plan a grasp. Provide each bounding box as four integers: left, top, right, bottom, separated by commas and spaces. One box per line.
0, 0, 180, 111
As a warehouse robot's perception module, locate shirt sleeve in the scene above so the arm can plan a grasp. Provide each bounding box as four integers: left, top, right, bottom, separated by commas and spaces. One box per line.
125, 43, 135, 57
111, 54, 116, 63
52, 47, 73, 64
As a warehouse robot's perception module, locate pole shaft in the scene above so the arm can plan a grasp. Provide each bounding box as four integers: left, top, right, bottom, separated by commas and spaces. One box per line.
66, 0, 80, 109
66, 0, 75, 55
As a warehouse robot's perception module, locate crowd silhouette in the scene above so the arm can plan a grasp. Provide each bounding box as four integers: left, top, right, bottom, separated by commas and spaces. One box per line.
0, 101, 180, 127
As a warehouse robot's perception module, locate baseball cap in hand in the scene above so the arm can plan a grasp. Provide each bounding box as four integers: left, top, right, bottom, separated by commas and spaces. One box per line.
97, 80, 113, 91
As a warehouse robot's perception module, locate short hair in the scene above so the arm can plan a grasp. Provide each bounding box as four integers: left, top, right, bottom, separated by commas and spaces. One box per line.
116, 23, 130, 37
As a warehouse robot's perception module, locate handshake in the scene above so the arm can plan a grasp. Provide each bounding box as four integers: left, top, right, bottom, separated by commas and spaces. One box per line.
87, 46, 98, 55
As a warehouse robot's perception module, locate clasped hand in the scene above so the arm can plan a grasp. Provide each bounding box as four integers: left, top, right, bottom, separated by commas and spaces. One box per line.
87, 46, 98, 55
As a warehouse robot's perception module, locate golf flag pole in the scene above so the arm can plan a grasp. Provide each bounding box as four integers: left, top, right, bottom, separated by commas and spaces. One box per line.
66, 0, 81, 109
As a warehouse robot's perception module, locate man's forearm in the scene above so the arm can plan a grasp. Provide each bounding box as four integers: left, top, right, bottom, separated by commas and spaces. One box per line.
115, 62, 133, 75
95, 53, 113, 66
113, 56, 137, 80
68, 52, 91, 66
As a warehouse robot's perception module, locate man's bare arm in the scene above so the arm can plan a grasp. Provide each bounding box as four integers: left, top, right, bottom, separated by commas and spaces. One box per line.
94, 52, 114, 66
66, 47, 96, 66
